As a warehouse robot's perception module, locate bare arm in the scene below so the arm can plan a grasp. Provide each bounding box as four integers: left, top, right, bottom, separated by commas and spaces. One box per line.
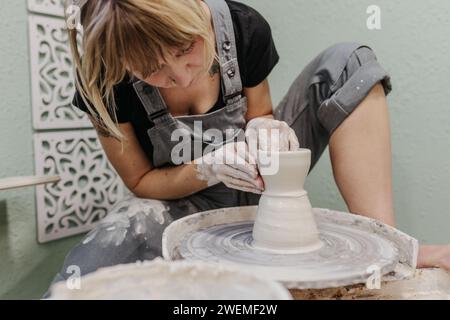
244, 78, 275, 121
90, 116, 208, 200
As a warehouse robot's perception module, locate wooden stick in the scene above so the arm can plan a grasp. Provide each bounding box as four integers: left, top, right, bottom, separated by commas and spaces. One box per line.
0, 175, 61, 191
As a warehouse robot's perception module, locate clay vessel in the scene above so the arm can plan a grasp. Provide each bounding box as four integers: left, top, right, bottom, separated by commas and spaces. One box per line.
253, 149, 322, 253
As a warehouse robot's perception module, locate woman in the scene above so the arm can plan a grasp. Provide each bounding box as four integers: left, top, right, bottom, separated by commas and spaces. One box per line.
49, 0, 449, 290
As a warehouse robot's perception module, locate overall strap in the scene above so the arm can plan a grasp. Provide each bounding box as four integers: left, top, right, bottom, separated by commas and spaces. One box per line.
132, 80, 171, 125
204, 0, 243, 104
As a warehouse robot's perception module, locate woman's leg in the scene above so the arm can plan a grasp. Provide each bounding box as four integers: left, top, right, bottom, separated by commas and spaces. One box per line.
275, 43, 395, 221
329, 83, 395, 226
274, 42, 393, 180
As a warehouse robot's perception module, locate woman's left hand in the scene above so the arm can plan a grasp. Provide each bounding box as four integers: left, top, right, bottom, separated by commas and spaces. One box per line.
244, 117, 300, 154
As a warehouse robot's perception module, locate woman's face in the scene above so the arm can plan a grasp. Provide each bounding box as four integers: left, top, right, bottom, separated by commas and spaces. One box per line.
135, 36, 208, 89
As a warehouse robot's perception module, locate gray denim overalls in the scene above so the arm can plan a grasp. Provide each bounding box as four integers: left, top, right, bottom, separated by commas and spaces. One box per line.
48, 0, 392, 295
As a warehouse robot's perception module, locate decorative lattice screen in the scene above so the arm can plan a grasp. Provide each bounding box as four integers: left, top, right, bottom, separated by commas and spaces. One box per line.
27, 0, 126, 243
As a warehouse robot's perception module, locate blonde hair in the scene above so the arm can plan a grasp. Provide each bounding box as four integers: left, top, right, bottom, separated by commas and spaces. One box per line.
66, 0, 217, 143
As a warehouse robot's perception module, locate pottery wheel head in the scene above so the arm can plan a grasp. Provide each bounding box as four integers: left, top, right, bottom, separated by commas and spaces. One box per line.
176, 220, 399, 289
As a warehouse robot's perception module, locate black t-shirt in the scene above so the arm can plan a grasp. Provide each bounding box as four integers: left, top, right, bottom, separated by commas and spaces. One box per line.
72, 0, 279, 163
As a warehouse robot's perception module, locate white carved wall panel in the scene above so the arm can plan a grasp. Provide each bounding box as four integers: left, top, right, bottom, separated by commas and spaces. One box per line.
28, 15, 90, 130
34, 131, 127, 243
28, 3, 127, 242
28, 0, 65, 17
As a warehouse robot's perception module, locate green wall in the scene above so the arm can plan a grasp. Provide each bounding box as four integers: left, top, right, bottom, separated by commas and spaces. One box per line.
244, 0, 450, 245
0, 0, 449, 299
0, 0, 84, 299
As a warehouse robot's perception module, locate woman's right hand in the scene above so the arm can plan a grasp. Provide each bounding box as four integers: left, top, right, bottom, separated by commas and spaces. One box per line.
192, 141, 264, 194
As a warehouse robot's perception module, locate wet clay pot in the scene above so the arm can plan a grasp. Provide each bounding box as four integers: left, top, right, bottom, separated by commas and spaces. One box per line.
253, 149, 322, 253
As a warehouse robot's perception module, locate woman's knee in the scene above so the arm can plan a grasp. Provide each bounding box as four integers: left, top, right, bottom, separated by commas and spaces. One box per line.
324, 42, 390, 90
316, 42, 392, 135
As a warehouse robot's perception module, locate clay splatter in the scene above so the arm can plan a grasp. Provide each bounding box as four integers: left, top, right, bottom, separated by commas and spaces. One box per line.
82, 197, 168, 247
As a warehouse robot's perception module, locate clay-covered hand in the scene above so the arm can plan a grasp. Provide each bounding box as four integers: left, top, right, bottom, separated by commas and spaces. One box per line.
193, 141, 264, 194
245, 117, 300, 153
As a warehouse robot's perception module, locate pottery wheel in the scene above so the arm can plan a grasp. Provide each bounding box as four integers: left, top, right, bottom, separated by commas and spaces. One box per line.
163, 206, 418, 289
